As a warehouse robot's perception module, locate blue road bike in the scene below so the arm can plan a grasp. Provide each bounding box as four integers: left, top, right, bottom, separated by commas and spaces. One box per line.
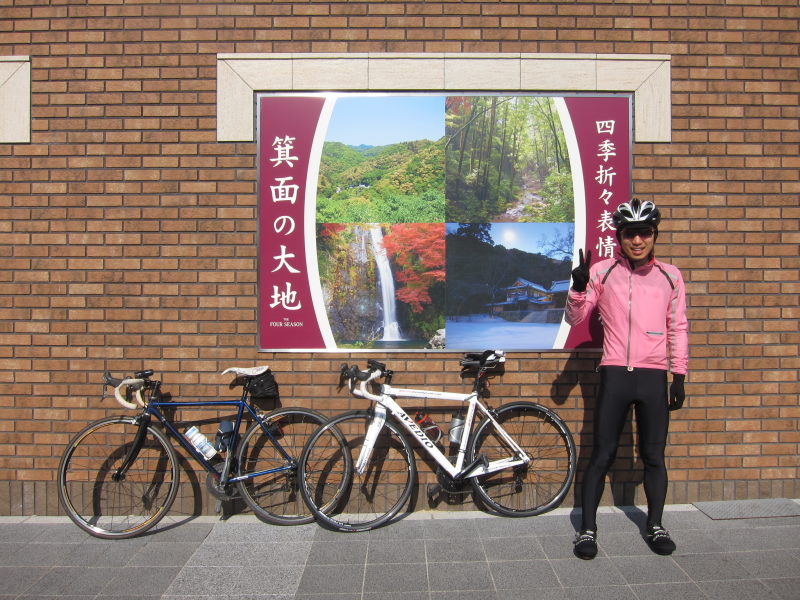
58, 366, 345, 539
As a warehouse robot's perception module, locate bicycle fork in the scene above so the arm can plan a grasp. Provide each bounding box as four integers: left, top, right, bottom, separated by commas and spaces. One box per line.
113, 414, 150, 481
355, 404, 387, 475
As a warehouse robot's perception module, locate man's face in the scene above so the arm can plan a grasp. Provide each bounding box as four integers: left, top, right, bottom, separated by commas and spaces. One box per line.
619, 226, 656, 264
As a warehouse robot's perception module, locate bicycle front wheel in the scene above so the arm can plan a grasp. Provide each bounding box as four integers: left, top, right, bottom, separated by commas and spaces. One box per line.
299, 410, 416, 533
236, 407, 336, 525
58, 415, 179, 539
468, 402, 576, 517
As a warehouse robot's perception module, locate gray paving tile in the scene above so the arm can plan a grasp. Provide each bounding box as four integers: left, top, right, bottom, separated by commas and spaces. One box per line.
564, 586, 638, 600
144, 521, 214, 542
60, 540, 143, 567
697, 579, 783, 600
426, 538, 487, 562
296, 564, 365, 595
364, 594, 429, 600
204, 521, 316, 543
538, 533, 584, 560
529, 513, 581, 536
415, 517, 481, 540
187, 541, 311, 567
473, 516, 540, 538
166, 565, 303, 596
364, 562, 429, 593
0, 524, 47, 543
496, 589, 569, 600
735, 549, 800, 580
550, 556, 626, 587
0, 542, 79, 566
49, 524, 137, 544
0, 566, 49, 595
481, 535, 546, 560
490, 559, 561, 589
24, 566, 121, 596
671, 552, 750, 581
96, 595, 167, 600
762, 577, 800, 600
307, 539, 368, 565
168, 596, 293, 600
609, 555, 690, 585
427, 561, 492, 592
367, 538, 426, 563
431, 592, 499, 600
126, 541, 204, 567
592, 531, 646, 557
362, 518, 429, 540
669, 529, 726, 556
659, 510, 714, 531
712, 525, 800, 551
296, 595, 360, 600
102, 566, 182, 596
630, 582, 707, 600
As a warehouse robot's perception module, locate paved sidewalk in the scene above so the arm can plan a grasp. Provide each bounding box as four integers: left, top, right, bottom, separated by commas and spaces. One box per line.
1, 501, 799, 599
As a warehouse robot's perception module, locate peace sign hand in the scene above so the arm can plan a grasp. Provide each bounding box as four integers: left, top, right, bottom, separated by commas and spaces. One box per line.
571, 249, 592, 293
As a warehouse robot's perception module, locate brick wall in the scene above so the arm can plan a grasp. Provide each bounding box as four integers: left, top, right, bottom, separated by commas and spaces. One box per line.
0, 1, 797, 515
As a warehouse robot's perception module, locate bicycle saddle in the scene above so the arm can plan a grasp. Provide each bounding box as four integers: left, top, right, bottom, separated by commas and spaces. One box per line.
221, 366, 271, 378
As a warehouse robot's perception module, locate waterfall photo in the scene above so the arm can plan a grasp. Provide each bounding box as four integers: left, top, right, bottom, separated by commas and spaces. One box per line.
316, 223, 445, 349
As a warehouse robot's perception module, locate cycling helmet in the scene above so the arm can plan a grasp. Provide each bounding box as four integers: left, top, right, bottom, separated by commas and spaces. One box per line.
612, 198, 661, 232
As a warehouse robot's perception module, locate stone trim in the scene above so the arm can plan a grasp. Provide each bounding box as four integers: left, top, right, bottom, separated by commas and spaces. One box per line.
216, 53, 671, 143
0, 56, 31, 144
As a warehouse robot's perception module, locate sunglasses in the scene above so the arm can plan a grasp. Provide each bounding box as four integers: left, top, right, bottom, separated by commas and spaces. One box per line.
621, 228, 655, 240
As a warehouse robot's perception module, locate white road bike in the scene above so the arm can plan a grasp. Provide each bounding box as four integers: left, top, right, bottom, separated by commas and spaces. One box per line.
299, 350, 577, 532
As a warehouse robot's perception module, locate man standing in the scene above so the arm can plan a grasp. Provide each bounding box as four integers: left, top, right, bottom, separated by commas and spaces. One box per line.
566, 199, 688, 560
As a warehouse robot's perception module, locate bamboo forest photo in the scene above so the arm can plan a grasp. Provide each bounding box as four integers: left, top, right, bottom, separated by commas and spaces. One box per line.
445, 96, 573, 223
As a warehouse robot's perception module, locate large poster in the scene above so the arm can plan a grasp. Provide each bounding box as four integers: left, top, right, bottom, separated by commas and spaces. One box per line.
258, 94, 630, 351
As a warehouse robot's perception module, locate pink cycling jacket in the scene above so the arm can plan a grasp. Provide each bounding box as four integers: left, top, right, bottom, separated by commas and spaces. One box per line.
566, 257, 688, 375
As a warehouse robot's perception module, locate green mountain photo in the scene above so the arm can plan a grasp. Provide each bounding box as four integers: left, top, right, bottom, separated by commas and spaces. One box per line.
316, 139, 445, 223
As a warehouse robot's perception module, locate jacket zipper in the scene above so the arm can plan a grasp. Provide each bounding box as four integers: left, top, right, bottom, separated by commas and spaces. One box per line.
626, 270, 633, 371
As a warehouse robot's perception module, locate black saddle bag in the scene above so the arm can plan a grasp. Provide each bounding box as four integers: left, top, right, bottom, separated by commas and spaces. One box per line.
247, 371, 279, 400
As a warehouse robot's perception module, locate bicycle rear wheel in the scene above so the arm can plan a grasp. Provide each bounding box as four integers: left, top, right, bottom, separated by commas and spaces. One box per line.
299, 410, 416, 533
468, 402, 575, 517
58, 415, 179, 539
236, 407, 338, 525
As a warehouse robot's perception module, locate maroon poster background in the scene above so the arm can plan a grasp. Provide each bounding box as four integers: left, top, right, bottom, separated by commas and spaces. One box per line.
258, 96, 326, 350
563, 96, 631, 349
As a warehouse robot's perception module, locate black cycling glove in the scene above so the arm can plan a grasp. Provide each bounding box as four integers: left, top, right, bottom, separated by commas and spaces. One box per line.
571, 249, 591, 293
669, 374, 686, 411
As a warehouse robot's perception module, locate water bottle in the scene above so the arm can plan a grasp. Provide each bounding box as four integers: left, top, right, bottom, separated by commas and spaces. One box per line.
185, 426, 217, 460
448, 412, 465, 445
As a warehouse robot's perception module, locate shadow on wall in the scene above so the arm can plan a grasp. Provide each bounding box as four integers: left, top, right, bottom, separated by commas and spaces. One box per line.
550, 353, 645, 514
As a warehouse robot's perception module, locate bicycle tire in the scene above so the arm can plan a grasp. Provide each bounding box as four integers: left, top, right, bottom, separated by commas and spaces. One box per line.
299, 410, 416, 533
57, 415, 179, 539
236, 407, 340, 525
468, 402, 576, 517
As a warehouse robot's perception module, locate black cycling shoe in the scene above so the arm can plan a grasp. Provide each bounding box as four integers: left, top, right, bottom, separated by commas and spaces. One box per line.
646, 524, 676, 555
573, 529, 598, 560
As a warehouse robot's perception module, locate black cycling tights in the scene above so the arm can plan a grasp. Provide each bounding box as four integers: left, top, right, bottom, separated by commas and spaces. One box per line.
581, 366, 669, 531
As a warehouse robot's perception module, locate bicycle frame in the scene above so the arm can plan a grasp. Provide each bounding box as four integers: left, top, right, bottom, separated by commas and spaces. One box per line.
130, 388, 293, 486
351, 371, 530, 480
